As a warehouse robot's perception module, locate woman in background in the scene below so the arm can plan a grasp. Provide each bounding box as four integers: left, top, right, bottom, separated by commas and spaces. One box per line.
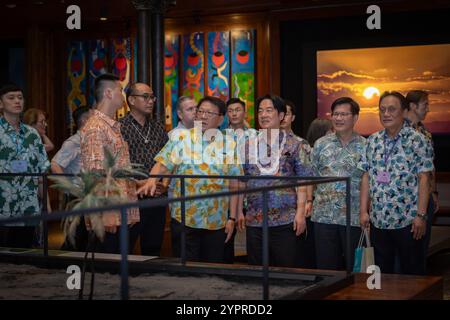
306, 118, 333, 147
23, 108, 54, 153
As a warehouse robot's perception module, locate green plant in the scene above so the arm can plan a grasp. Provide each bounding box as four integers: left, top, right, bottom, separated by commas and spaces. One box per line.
50, 146, 147, 245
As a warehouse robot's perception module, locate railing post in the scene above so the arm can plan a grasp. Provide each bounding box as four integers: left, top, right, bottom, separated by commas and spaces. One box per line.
42, 173, 49, 257
345, 177, 351, 275
180, 177, 186, 266
120, 207, 129, 300
262, 190, 269, 300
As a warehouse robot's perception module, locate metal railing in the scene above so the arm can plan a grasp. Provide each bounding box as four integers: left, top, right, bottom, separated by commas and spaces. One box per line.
0, 172, 352, 300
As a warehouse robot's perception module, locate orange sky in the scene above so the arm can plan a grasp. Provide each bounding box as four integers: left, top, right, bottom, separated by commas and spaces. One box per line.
317, 44, 450, 135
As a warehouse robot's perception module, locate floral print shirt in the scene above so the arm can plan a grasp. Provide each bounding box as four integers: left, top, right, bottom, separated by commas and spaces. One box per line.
358, 122, 434, 229
311, 132, 366, 227
242, 130, 313, 228
155, 128, 243, 230
80, 110, 139, 227
0, 117, 49, 226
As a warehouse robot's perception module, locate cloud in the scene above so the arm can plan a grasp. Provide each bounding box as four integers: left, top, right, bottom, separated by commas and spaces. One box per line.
317, 70, 377, 82
405, 74, 449, 81
423, 71, 435, 76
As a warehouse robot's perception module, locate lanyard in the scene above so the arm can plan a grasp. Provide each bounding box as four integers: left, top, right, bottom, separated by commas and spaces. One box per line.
383, 133, 400, 166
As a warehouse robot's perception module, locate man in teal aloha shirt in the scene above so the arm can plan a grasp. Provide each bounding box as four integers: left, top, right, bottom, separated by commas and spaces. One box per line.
0, 84, 50, 248
359, 91, 433, 275
311, 97, 366, 270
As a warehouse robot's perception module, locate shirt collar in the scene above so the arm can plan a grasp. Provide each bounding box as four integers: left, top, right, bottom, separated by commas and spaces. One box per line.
93, 109, 121, 131
382, 120, 408, 140
0, 116, 26, 135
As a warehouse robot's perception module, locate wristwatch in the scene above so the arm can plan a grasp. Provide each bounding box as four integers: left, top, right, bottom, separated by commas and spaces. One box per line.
416, 212, 427, 220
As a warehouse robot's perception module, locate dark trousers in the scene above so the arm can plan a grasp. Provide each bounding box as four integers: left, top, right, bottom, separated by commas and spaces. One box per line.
314, 222, 361, 271
0, 226, 35, 249
170, 218, 226, 263
139, 201, 167, 256
371, 223, 425, 275
224, 228, 237, 264
94, 223, 140, 254
246, 223, 297, 267
296, 217, 316, 269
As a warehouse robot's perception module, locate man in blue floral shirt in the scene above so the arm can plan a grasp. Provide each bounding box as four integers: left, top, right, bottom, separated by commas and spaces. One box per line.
359, 91, 434, 275
0, 84, 50, 248
311, 97, 366, 270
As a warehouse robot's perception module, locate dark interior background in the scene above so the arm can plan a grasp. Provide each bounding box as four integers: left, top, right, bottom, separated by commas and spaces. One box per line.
280, 7, 450, 171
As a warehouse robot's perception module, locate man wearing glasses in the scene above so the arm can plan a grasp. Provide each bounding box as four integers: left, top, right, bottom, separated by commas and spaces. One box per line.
310, 97, 366, 270
359, 91, 433, 275
137, 96, 241, 263
119, 82, 168, 256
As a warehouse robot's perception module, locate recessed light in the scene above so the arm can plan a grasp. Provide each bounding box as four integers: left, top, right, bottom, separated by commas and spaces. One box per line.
100, 17, 108, 21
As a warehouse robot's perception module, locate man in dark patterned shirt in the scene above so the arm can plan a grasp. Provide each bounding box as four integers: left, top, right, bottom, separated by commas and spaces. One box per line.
120, 83, 168, 256
405, 90, 438, 265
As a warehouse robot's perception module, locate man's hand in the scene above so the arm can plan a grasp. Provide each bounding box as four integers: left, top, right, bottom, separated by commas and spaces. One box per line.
360, 211, 370, 229
225, 219, 235, 243
411, 217, 426, 240
432, 193, 439, 214
305, 201, 313, 218
154, 182, 168, 197
293, 212, 306, 236
237, 211, 245, 232
136, 178, 158, 197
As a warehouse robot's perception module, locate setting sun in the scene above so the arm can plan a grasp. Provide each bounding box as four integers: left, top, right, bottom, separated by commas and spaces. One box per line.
363, 86, 380, 100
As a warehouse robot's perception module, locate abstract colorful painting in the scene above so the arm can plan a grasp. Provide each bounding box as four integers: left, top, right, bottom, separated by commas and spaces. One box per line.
67, 41, 87, 131
164, 34, 180, 130
182, 32, 204, 102
207, 31, 230, 100
231, 30, 255, 127
88, 39, 108, 106
317, 44, 450, 135
110, 37, 132, 119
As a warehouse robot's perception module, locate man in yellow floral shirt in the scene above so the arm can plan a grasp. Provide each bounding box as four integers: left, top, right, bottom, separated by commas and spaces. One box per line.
138, 96, 241, 263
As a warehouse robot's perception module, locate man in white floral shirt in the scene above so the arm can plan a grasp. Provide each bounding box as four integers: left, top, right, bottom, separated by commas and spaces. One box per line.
359, 91, 434, 275
0, 84, 50, 248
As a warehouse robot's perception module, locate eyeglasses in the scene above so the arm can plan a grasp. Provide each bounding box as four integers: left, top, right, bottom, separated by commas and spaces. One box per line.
131, 93, 157, 102
196, 109, 221, 118
331, 112, 353, 118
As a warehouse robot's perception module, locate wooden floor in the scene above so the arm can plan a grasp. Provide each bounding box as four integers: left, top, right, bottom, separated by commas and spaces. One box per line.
325, 273, 443, 300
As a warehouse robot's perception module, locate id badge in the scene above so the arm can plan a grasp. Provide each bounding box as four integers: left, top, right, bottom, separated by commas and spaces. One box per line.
11, 160, 28, 173
376, 171, 390, 184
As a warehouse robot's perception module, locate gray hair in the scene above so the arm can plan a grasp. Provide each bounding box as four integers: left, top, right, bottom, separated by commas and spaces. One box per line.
176, 96, 195, 112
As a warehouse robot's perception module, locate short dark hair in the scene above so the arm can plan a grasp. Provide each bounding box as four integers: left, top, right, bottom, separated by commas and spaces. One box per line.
197, 96, 226, 115
284, 99, 296, 116
226, 98, 245, 110
379, 91, 408, 110
306, 118, 333, 147
255, 94, 286, 115
0, 83, 23, 99
72, 106, 91, 129
125, 83, 138, 103
94, 73, 119, 103
406, 90, 428, 105
331, 97, 360, 115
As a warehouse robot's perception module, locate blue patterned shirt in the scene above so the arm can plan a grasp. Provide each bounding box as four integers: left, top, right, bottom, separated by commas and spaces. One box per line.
311, 133, 366, 227
358, 122, 434, 229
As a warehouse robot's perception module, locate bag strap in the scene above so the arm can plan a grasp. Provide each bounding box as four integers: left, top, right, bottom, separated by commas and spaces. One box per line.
357, 230, 365, 248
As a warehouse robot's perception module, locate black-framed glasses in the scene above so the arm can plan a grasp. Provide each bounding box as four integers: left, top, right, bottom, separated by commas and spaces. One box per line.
196, 109, 221, 118
131, 93, 157, 102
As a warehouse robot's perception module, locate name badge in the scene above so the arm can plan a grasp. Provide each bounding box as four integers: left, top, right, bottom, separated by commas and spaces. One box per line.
11, 160, 28, 173
376, 171, 390, 184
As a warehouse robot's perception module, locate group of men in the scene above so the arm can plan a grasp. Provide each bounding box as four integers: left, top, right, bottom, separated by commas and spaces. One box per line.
0, 73, 438, 276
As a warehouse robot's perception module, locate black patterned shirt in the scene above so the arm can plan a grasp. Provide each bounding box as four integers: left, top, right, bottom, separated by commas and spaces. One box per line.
119, 112, 168, 172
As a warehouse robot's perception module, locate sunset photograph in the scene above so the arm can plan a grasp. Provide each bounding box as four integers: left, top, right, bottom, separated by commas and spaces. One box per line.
317, 44, 450, 136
